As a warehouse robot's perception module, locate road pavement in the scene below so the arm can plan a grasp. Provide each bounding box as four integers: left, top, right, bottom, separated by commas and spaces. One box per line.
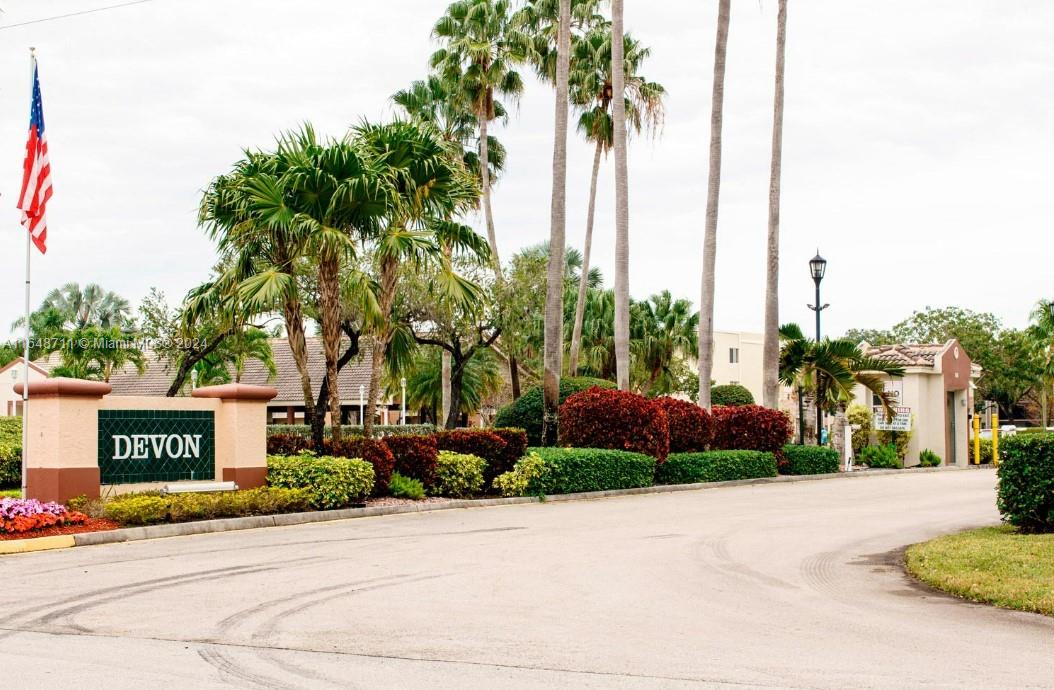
1, 468, 1050, 689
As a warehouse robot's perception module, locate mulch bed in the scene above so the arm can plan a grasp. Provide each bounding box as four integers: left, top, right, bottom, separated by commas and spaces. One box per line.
0, 518, 120, 541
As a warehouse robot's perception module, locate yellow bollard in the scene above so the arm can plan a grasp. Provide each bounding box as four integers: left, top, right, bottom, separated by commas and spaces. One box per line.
973, 415, 981, 465
992, 411, 1000, 466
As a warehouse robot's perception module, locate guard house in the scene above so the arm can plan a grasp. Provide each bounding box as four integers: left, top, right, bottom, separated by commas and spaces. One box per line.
851, 340, 975, 467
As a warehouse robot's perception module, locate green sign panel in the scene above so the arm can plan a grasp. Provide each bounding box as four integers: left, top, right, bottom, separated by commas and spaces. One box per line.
98, 410, 215, 485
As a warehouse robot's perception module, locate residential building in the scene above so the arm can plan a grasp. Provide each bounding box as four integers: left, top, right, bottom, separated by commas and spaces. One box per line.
0, 357, 49, 416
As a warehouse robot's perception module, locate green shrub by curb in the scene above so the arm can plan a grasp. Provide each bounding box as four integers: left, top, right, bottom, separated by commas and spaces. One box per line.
658, 450, 777, 484
527, 447, 657, 494
782, 445, 840, 475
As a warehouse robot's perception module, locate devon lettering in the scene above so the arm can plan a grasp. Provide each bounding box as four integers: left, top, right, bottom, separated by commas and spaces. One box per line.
112, 434, 204, 460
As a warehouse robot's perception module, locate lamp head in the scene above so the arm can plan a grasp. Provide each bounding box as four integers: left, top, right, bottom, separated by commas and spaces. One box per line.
809, 251, 827, 282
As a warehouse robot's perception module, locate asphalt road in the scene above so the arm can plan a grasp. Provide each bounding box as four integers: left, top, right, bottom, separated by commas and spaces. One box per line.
1, 468, 1050, 689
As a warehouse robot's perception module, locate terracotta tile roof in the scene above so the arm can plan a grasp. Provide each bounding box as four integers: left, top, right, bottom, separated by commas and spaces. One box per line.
861, 342, 946, 368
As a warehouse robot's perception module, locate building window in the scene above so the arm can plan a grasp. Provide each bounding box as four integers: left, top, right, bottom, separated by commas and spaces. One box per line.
729, 347, 739, 364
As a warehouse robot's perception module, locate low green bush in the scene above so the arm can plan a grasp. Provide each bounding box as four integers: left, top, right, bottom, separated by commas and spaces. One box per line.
860, 444, 902, 469
389, 472, 425, 500
657, 450, 777, 484
918, 449, 942, 467
0, 417, 22, 488
492, 452, 548, 497
527, 447, 656, 494
430, 451, 486, 498
782, 445, 840, 475
267, 454, 374, 509
493, 377, 616, 445
973, 438, 993, 464
997, 434, 1054, 533
102, 487, 311, 526
711, 384, 754, 407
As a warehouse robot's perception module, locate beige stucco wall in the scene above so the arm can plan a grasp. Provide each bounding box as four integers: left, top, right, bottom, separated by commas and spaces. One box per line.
23, 395, 102, 469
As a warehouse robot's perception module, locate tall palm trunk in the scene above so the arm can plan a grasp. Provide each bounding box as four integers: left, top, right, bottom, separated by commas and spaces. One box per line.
317, 254, 344, 441
542, 0, 572, 446
697, 0, 731, 409
365, 255, 399, 439
569, 140, 603, 376
282, 299, 318, 445
478, 115, 501, 272
611, 0, 631, 391
762, 0, 787, 409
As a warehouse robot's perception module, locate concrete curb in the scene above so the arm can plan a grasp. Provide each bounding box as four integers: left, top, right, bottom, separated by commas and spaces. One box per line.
3, 464, 992, 554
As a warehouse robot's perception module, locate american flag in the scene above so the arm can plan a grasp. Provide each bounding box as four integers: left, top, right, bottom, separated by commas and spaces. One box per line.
17, 58, 51, 255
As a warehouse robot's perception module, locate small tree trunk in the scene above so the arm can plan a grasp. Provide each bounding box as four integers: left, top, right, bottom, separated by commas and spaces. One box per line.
317, 254, 344, 441
445, 361, 465, 430
364, 255, 399, 439
762, 0, 787, 409
441, 349, 452, 423
569, 140, 603, 377
283, 301, 318, 442
509, 355, 521, 399
698, 0, 731, 409
364, 336, 385, 438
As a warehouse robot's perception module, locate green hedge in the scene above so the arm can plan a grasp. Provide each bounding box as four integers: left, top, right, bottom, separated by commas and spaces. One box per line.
526, 447, 656, 494
494, 377, 616, 445
860, 444, 902, 469
102, 487, 311, 526
266, 424, 436, 439
430, 451, 486, 498
998, 434, 1054, 533
782, 445, 840, 475
0, 417, 22, 488
711, 384, 754, 407
657, 450, 777, 484
267, 454, 374, 509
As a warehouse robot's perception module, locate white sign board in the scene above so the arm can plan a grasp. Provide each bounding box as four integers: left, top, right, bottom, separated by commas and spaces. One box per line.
874, 406, 911, 432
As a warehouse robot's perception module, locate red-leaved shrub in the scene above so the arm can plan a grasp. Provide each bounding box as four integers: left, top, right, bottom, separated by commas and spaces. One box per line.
435, 430, 508, 466
558, 387, 670, 462
266, 433, 312, 456
323, 438, 395, 495
710, 405, 791, 454
490, 428, 529, 477
652, 397, 712, 453
382, 434, 439, 487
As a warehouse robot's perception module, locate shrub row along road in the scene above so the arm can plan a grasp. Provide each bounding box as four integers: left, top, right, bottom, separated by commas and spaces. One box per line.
1, 469, 1050, 688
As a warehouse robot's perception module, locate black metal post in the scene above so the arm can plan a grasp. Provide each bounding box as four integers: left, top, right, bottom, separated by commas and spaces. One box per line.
814, 279, 822, 444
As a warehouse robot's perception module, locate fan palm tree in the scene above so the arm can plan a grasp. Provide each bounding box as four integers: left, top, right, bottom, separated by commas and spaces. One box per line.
226, 327, 277, 383
567, 26, 665, 376
1028, 299, 1054, 428
762, 0, 788, 409
430, 0, 528, 273
698, 0, 731, 409
397, 346, 503, 423
610, 0, 631, 391
354, 120, 486, 437
631, 291, 698, 396
27, 282, 132, 330
778, 323, 905, 431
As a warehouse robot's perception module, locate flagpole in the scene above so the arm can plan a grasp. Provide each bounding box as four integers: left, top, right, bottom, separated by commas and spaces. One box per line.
20, 47, 35, 500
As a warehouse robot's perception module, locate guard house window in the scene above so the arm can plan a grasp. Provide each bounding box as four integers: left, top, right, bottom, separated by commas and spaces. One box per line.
729, 347, 739, 364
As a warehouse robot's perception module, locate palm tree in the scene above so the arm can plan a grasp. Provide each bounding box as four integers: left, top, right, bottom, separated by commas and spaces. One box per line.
430, 0, 528, 273
762, 0, 788, 409
26, 282, 132, 330
778, 323, 905, 439
226, 327, 277, 383
354, 120, 485, 438
567, 27, 664, 376
539, 0, 572, 445
398, 346, 503, 424
698, 0, 731, 409
632, 291, 698, 396
1028, 300, 1054, 428
610, 0, 631, 391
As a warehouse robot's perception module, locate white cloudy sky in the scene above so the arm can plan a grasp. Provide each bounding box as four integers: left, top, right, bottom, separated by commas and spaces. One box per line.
0, 0, 1051, 339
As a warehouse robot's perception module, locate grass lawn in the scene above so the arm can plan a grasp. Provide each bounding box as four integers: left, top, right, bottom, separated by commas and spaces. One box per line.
0, 489, 19, 499
905, 526, 1054, 617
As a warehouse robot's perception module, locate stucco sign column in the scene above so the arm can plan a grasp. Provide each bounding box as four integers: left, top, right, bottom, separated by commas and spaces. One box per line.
15, 378, 111, 503
192, 383, 277, 488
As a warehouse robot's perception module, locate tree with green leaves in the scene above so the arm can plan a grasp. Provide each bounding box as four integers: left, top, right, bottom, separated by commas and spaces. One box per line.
1028, 299, 1054, 427
566, 25, 664, 377
21, 282, 133, 331
631, 290, 698, 397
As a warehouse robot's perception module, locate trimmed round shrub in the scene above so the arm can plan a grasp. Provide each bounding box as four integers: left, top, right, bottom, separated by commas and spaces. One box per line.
494, 377, 616, 445
657, 450, 777, 484
558, 388, 670, 462
266, 433, 312, 456
435, 429, 507, 463
430, 451, 486, 498
782, 444, 840, 475
710, 405, 791, 454
860, 444, 901, 469
711, 384, 754, 407
489, 428, 529, 478
652, 397, 712, 453
492, 452, 548, 497
382, 434, 439, 487
527, 447, 657, 494
323, 438, 395, 495
998, 434, 1054, 533
268, 454, 375, 508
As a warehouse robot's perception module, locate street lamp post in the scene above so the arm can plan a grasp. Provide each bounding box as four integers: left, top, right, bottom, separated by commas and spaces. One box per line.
358, 384, 365, 427
808, 251, 829, 444
400, 377, 407, 425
